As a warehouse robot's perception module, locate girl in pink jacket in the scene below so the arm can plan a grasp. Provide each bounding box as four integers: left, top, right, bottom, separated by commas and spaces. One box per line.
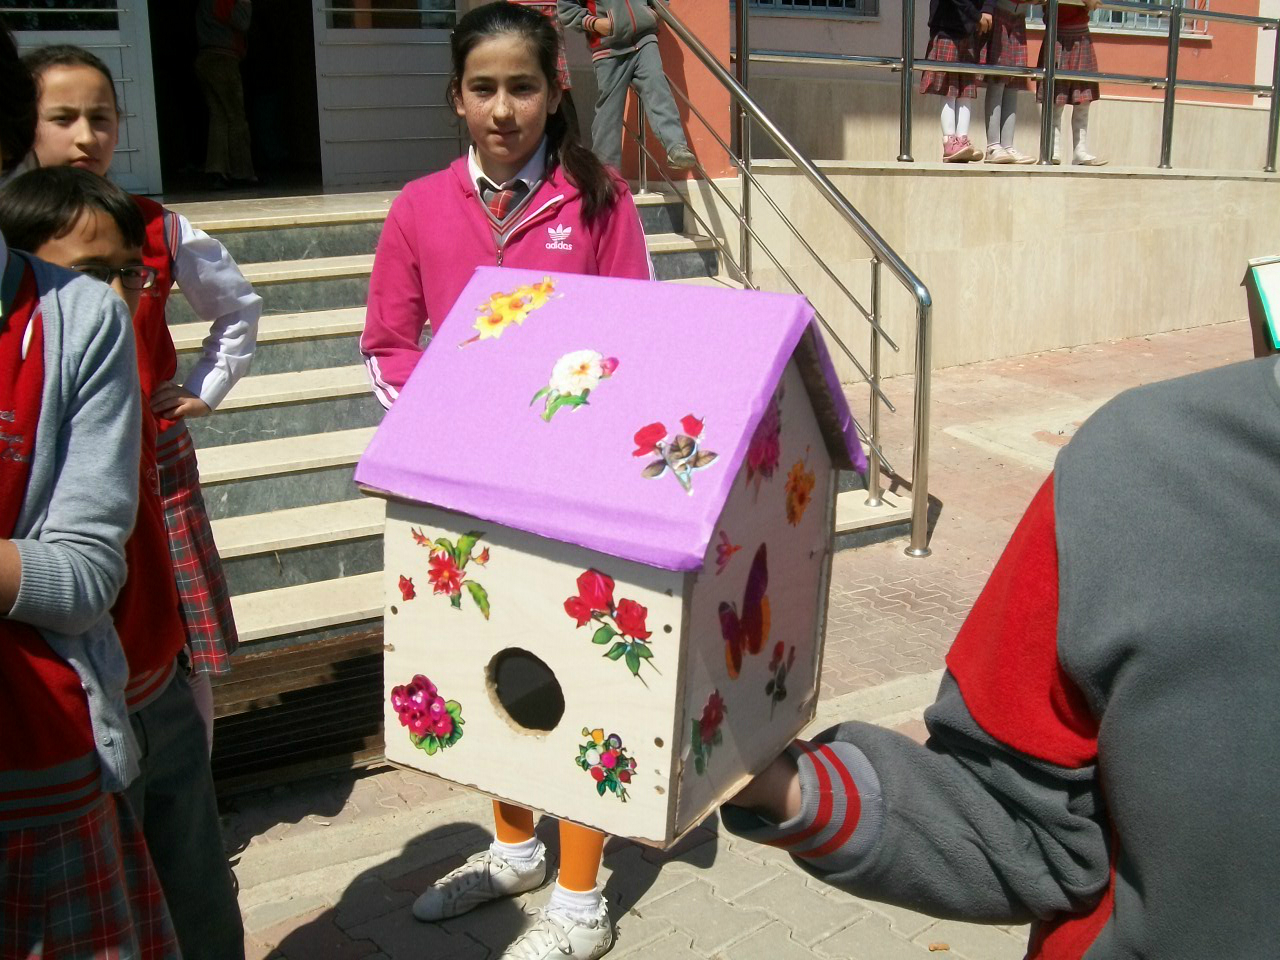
361, 6, 651, 958
360, 2, 652, 412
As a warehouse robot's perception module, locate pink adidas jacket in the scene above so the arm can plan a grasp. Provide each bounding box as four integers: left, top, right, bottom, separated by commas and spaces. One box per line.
361, 156, 654, 408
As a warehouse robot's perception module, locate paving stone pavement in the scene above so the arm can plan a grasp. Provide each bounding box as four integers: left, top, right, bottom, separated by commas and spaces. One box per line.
220, 321, 1254, 959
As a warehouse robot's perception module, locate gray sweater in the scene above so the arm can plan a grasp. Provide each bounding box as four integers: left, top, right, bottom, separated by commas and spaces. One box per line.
6, 248, 142, 794
724, 356, 1280, 956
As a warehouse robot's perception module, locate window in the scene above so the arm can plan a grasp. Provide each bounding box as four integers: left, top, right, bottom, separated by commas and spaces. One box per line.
747, 0, 880, 17
1029, 1, 1209, 36
0, 0, 119, 32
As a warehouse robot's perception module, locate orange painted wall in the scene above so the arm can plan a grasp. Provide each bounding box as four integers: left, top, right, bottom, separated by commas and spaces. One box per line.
620, 0, 735, 180
1026, 0, 1263, 106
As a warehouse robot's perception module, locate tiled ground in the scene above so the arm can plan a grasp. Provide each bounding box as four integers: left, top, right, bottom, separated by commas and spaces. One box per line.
222, 320, 1255, 959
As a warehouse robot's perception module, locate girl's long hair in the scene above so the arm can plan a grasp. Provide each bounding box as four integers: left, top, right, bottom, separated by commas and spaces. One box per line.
449, 3, 617, 222
0, 28, 37, 174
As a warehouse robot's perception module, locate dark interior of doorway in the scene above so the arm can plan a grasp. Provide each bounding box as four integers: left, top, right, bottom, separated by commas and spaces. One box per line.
147, 0, 322, 200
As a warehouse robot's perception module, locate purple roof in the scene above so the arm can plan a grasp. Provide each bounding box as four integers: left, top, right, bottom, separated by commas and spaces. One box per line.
356, 267, 867, 572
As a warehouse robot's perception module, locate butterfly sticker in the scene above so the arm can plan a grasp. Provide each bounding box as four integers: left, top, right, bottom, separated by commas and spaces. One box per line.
720, 544, 770, 679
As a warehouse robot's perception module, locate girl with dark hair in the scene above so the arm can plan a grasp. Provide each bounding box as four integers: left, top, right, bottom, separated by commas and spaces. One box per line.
361, 5, 652, 957
0, 32, 180, 960
361, 0, 651, 412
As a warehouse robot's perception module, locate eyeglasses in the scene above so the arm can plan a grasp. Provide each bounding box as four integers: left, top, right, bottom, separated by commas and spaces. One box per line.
72, 264, 158, 290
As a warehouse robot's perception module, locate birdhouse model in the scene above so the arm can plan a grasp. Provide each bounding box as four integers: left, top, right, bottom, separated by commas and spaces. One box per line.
356, 267, 868, 847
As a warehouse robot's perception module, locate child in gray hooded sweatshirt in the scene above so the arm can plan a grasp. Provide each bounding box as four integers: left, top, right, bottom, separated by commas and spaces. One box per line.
558, 0, 695, 173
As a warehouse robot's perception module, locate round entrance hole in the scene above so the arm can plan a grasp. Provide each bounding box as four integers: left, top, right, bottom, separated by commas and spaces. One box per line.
487, 648, 565, 733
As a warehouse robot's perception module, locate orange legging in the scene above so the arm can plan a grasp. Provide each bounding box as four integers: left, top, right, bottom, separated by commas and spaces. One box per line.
493, 800, 604, 893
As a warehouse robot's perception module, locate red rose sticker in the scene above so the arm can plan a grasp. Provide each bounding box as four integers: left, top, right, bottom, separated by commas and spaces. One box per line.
632, 421, 667, 457
680, 414, 704, 438
613, 598, 651, 640
398, 575, 416, 601
575, 569, 615, 613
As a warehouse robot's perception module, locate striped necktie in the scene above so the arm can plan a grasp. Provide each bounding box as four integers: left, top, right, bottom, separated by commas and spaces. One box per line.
479, 178, 530, 225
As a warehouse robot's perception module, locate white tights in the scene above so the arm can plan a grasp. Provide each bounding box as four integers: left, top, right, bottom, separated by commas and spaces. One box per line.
941, 96, 973, 138
1052, 101, 1092, 160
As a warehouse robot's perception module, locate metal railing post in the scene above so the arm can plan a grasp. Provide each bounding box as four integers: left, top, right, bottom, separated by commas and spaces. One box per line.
866, 258, 883, 507
906, 299, 932, 557
1159, 0, 1183, 169
1038, 0, 1059, 164
899, 0, 916, 162
736, 0, 753, 285
636, 100, 650, 193
1267, 23, 1280, 173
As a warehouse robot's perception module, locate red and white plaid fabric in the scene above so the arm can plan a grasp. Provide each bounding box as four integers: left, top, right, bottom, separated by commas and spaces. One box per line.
157, 422, 238, 677
0, 794, 180, 960
982, 8, 1031, 91
919, 33, 981, 99
1036, 23, 1101, 105
508, 0, 573, 90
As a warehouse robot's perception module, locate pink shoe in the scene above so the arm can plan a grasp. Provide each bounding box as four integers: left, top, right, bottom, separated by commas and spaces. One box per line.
942, 135, 964, 162
954, 135, 984, 162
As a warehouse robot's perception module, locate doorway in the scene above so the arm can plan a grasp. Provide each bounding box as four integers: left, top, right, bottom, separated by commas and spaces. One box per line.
147, 0, 322, 199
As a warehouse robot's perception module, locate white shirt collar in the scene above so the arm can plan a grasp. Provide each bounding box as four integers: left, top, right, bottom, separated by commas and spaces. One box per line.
468, 137, 548, 193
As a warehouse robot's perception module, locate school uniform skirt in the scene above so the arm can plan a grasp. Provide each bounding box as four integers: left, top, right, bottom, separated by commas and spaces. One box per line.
0, 794, 180, 960
920, 33, 982, 99
157, 421, 239, 677
983, 9, 1031, 91
1037, 23, 1101, 105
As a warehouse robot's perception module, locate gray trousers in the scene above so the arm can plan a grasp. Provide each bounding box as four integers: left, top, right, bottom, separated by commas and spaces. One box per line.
591, 41, 688, 171
125, 670, 245, 960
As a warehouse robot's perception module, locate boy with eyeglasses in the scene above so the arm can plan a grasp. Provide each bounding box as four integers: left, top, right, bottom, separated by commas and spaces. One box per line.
0, 164, 246, 960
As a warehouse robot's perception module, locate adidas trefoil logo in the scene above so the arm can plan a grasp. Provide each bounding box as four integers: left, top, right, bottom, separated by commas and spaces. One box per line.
546, 224, 574, 251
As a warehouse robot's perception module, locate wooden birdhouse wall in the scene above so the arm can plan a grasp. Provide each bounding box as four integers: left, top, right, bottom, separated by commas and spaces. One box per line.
672, 360, 837, 835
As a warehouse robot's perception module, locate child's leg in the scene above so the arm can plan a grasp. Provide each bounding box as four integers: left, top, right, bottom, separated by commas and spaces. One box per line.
1052, 103, 1065, 160
941, 96, 958, 137
999, 86, 1019, 148
629, 43, 688, 155
591, 55, 638, 171
556, 820, 606, 893
124, 672, 244, 960
984, 83, 1005, 149
493, 800, 536, 844
954, 99, 972, 138
1071, 101, 1100, 162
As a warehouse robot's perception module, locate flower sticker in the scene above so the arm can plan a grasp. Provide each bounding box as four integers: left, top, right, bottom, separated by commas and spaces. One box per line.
564, 569, 657, 680
411, 527, 492, 619
398, 575, 416, 601
459, 277, 560, 348
746, 387, 783, 496
690, 690, 726, 775
531, 350, 619, 422
390, 674, 464, 755
714, 531, 741, 576
766, 642, 797, 718
576, 728, 637, 801
634, 415, 719, 495
784, 452, 816, 526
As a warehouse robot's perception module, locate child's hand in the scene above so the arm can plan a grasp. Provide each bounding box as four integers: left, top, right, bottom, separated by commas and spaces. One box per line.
978, 12, 993, 34
727, 749, 802, 823
593, 16, 613, 36
152, 382, 213, 420
1082, 0, 1101, 11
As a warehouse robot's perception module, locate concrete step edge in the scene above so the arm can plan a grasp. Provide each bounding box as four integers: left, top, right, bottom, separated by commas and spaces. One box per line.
231, 571, 382, 645
217, 365, 371, 411
212, 497, 384, 560
172, 307, 365, 353
834, 487, 912, 536
198, 426, 376, 486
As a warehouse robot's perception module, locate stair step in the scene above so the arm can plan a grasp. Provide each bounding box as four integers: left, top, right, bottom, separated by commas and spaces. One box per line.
218, 365, 369, 411
236, 254, 374, 286
213, 498, 385, 559
169, 192, 395, 233
231, 571, 383, 645
198, 427, 375, 486
173, 308, 365, 377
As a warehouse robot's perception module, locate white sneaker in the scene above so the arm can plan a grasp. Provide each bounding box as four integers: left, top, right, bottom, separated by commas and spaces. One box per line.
412, 845, 547, 922
499, 900, 614, 960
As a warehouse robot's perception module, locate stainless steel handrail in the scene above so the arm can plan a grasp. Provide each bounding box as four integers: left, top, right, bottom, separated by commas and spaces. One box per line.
748, 0, 1280, 171
654, 1, 936, 556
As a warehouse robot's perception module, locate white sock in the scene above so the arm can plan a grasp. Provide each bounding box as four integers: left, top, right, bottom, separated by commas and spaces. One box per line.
548, 882, 603, 922
1052, 104, 1065, 157
941, 97, 957, 137
1072, 102, 1091, 158
955, 101, 972, 138
491, 836, 542, 867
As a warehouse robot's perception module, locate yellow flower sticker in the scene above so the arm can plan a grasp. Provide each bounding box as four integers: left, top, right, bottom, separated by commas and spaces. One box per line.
460, 277, 561, 348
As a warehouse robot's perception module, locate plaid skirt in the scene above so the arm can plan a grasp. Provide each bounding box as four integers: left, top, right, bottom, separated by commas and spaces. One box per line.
0, 794, 180, 960
1036, 23, 1101, 105
920, 33, 981, 99
157, 422, 238, 677
982, 10, 1030, 91
510, 0, 573, 90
